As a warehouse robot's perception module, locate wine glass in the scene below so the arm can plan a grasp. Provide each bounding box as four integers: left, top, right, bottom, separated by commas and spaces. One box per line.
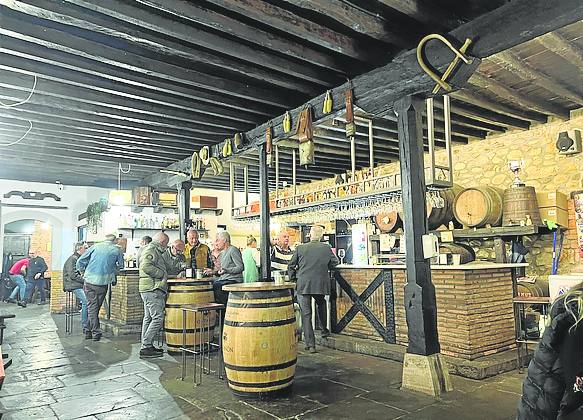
338, 249, 346, 265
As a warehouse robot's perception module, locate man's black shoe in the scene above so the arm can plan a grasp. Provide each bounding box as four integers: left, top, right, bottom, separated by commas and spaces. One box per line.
140, 347, 163, 358
84, 331, 93, 339
6, 298, 16, 304
152, 346, 164, 353
92, 334, 102, 342
321, 329, 331, 338
17, 301, 27, 308
37, 301, 47, 305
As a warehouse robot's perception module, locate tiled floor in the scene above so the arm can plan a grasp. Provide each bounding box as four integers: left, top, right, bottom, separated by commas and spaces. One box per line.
0, 304, 526, 419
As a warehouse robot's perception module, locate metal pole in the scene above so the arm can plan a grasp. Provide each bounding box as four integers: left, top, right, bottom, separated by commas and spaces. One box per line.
229, 162, 235, 215
275, 145, 280, 199
178, 180, 192, 241
443, 95, 453, 184
259, 144, 271, 280
368, 119, 374, 175
244, 165, 249, 205
292, 148, 297, 203
426, 98, 436, 185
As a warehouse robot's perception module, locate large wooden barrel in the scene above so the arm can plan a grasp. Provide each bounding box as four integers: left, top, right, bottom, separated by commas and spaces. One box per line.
398, 184, 463, 230
502, 185, 542, 226
517, 279, 550, 298
165, 278, 216, 354
222, 282, 297, 398
453, 186, 504, 228
439, 242, 476, 264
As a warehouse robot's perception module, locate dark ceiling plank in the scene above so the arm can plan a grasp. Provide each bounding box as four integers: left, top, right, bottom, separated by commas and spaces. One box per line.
0, 105, 229, 144
134, 0, 348, 73
279, 0, 413, 46
538, 32, 583, 72
0, 43, 278, 118
0, 116, 206, 150
375, 0, 459, 28
435, 108, 506, 133
488, 51, 583, 106
61, 0, 337, 90
447, 99, 531, 130
452, 90, 548, 123
0, 68, 261, 129
0, 77, 253, 134
0, 127, 189, 159
202, 0, 381, 62
469, 72, 570, 118
0, 10, 294, 108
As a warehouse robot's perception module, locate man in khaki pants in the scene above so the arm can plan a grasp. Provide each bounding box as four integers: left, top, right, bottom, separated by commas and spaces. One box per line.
288, 226, 339, 353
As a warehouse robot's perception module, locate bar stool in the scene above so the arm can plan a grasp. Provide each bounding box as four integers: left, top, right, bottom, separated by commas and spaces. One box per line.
64, 291, 79, 334
179, 302, 225, 385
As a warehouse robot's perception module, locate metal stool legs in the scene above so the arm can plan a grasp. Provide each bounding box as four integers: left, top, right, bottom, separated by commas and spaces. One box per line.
64, 291, 77, 334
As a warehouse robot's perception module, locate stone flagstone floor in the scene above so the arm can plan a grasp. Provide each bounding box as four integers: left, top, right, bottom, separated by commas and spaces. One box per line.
0, 303, 526, 419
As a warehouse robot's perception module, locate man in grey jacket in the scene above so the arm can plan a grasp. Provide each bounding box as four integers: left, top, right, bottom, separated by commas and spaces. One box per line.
207, 231, 243, 305
288, 225, 339, 353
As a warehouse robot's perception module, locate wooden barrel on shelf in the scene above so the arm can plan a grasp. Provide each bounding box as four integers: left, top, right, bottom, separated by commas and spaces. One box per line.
398, 184, 462, 230
439, 242, 476, 264
453, 186, 504, 228
164, 278, 216, 354
374, 211, 401, 233
517, 279, 550, 298
502, 185, 542, 226
222, 282, 297, 398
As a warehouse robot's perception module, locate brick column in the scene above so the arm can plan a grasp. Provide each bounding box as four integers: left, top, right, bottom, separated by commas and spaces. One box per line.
49, 271, 66, 314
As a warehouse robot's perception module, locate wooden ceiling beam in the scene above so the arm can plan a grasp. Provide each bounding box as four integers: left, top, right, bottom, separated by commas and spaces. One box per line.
452, 90, 548, 123
0, 45, 278, 118
23, 0, 332, 93
375, 0, 459, 28
0, 11, 295, 108
0, 67, 261, 128
202, 0, 382, 63
134, 0, 348, 73
279, 0, 414, 46
488, 51, 583, 106
0, 78, 252, 134
538, 32, 583, 72
447, 99, 531, 130
469, 72, 570, 119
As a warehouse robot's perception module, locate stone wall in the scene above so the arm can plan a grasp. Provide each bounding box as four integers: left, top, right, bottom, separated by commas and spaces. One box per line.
30, 221, 52, 278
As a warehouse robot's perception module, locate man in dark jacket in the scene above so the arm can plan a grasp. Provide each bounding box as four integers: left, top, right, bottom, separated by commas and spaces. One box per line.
25, 250, 49, 305
518, 290, 583, 419
62, 242, 88, 334
288, 225, 339, 353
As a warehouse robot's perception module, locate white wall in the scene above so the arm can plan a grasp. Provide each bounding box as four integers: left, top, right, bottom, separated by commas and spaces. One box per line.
0, 179, 109, 270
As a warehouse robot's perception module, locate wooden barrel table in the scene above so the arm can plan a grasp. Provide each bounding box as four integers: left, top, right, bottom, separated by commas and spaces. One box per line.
222, 282, 297, 398
165, 278, 216, 354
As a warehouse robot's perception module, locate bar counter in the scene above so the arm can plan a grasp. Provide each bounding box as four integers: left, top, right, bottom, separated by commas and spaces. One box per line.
333, 262, 527, 360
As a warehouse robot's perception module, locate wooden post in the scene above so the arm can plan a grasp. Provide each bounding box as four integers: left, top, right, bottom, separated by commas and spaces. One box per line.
177, 180, 192, 241
259, 143, 271, 280
244, 164, 249, 205
229, 162, 235, 215
395, 95, 452, 396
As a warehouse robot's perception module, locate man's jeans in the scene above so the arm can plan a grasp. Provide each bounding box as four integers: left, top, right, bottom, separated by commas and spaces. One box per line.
8, 275, 26, 301
140, 290, 166, 350
84, 283, 108, 335
26, 278, 46, 303
73, 288, 89, 332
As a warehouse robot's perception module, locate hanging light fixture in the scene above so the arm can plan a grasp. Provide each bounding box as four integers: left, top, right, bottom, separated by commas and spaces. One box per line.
109, 163, 132, 206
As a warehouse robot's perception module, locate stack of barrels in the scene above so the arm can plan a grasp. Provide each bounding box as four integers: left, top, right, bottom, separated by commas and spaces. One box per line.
375, 183, 543, 231
164, 278, 217, 354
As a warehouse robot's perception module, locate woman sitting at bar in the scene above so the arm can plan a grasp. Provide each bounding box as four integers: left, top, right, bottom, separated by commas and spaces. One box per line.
517, 282, 583, 419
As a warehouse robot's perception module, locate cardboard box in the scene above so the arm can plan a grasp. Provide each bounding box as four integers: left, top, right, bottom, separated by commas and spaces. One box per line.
190, 195, 217, 209
549, 274, 583, 300
133, 186, 152, 205
537, 191, 568, 210
539, 206, 569, 227
154, 191, 177, 207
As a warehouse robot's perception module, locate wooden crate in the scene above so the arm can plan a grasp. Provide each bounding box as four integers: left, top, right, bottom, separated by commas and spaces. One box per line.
191, 195, 217, 209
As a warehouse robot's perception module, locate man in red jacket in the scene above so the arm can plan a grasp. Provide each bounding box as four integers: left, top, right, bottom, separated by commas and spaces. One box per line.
7, 258, 29, 307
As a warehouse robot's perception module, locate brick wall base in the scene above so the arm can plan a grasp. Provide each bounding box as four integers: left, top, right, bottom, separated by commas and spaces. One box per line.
49, 271, 65, 314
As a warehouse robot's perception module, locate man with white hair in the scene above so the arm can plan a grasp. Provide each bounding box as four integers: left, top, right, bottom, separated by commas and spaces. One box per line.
138, 232, 184, 358
288, 225, 339, 353
77, 234, 124, 341
209, 231, 243, 304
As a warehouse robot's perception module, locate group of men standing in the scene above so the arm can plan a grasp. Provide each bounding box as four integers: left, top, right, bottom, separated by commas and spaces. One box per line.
6, 250, 49, 307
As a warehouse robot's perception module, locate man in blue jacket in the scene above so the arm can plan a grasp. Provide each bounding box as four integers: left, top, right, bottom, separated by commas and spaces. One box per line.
76, 234, 124, 341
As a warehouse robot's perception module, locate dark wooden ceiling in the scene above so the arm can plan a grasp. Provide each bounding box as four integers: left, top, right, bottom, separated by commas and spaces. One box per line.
0, 0, 581, 192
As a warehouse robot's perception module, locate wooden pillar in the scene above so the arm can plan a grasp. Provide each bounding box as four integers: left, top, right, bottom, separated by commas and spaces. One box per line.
395, 95, 451, 396
177, 180, 192, 241
259, 144, 271, 280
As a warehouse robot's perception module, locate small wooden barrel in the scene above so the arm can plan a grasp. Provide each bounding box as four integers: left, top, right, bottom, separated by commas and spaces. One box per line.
453, 186, 504, 227
502, 185, 542, 226
517, 279, 550, 298
222, 282, 297, 398
165, 278, 216, 354
374, 211, 401, 233
439, 243, 476, 264
398, 184, 463, 230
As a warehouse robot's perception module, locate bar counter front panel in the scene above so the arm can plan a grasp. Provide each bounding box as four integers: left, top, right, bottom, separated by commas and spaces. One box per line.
334, 263, 526, 360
